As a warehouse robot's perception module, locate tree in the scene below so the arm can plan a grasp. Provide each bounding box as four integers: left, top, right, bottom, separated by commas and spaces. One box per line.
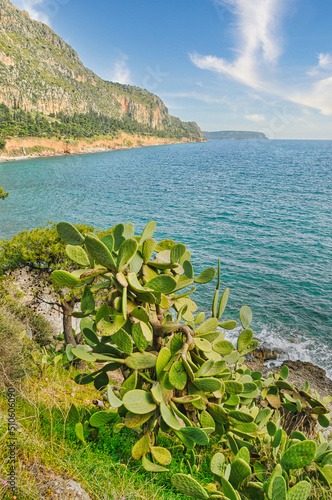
0, 187, 8, 200
0, 224, 95, 345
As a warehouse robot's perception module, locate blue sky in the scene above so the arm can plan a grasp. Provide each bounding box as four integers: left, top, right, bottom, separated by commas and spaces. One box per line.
13, 0, 332, 139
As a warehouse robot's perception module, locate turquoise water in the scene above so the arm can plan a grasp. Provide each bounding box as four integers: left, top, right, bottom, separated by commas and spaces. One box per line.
0, 140, 331, 375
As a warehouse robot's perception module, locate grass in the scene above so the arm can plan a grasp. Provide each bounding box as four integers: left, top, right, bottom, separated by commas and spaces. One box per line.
0, 360, 214, 499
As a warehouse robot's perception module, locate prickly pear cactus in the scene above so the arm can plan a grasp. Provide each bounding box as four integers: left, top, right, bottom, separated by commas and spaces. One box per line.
51, 220, 331, 497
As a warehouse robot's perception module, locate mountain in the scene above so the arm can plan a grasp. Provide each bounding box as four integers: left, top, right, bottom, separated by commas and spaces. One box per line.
0, 0, 203, 140
203, 131, 268, 140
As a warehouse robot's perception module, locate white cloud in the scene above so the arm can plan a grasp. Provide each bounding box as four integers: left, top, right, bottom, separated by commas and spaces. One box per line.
318, 53, 332, 68
190, 0, 332, 116
111, 54, 132, 85
245, 113, 266, 122
190, 0, 286, 90
13, 0, 53, 24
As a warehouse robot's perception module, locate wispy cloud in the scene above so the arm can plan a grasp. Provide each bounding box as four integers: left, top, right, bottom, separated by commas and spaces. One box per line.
245, 113, 266, 122
190, 0, 286, 90
111, 54, 132, 85
190, 0, 332, 116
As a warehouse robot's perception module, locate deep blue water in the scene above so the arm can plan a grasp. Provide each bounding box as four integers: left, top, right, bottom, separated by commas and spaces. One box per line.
0, 140, 331, 375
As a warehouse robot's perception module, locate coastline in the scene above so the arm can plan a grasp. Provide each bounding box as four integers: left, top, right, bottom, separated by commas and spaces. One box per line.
0, 133, 202, 163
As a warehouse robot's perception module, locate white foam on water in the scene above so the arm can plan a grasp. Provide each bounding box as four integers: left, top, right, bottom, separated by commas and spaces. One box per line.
223, 324, 332, 380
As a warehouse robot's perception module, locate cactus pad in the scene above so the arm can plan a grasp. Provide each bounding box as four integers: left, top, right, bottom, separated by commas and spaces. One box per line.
122, 389, 157, 414
271, 476, 286, 500
229, 458, 251, 488
57, 222, 85, 245
239, 305, 252, 329
281, 440, 316, 470
150, 446, 172, 466
171, 474, 209, 499
210, 452, 225, 476
89, 410, 117, 428
51, 270, 80, 288
287, 481, 311, 500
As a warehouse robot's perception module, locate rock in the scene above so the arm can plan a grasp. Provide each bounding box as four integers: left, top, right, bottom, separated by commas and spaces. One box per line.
282, 360, 332, 397
26, 463, 92, 499
247, 342, 287, 365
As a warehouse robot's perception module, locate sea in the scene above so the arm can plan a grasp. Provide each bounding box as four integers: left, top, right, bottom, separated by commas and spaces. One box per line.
0, 139, 331, 377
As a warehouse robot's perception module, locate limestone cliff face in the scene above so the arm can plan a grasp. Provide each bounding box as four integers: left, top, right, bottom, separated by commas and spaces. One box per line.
0, 0, 203, 139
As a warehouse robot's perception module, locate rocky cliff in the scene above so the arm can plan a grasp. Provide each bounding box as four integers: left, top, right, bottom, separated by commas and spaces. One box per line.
0, 0, 203, 139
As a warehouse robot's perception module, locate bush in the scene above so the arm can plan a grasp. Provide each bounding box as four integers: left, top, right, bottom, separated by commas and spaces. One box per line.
51, 220, 332, 499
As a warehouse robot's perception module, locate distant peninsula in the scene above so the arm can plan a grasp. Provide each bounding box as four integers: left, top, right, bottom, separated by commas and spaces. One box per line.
203, 131, 268, 140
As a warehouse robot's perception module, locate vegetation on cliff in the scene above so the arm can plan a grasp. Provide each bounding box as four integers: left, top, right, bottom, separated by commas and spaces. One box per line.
0, 1, 203, 142
0, 103, 203, 142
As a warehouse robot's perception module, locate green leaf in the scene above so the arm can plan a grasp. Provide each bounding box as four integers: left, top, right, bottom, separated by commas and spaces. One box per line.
66, 245, 90, 266
89, 410, 117, 427
213, 339, 234, 355
139, 220, 157, 245
150, 446, 172, 466
142, 238, 155, 263
224, 381, 244, 395
75, 422, 85, 443
125, 352, 157, 370
218, 287, 230, 319
193, 378, 222, 392
281, 440, 316, 470
112, 328, 133, 355
156, 347, 172, 379
122, 390, 157, 414
107, 385, 123, 408
117, 238, 138, 271
210, 452, 225, 476
271, 476, 286, 500
113, 224, 125, 251
194, 267, 216, 284
145, 275, 177, 293
57, 222, 85, 245
160, 402, 182, 430
170, 243, 186, 263
183, 260, 194, 279
219, 320, 237, 330
171, 474, 209, 499
66, 343, 74, 361
287, 481, 311, 500
101, 233, 114, 252
82, 327, 99, 346
178, 427, 209, 445
239, 305, 252, 329
169, 360, 187, 390
237, 328, 254, 352
280, 365, 289, 380
195, 318, 219, 334
85, 235, 116, 269
142, 455, 169, 472
68, 403, 80, 423
51, 270, 80, 288
81, 286, 95, 314
71, 347, 95, 362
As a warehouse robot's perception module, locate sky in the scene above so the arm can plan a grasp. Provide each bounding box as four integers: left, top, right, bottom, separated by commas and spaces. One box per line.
11, 0, 332, 139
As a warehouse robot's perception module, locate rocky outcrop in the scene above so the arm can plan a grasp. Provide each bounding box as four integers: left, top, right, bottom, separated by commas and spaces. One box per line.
0, 0, 203, 139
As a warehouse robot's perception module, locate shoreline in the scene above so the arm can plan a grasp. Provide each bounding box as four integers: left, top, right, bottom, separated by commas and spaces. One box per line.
0, 133, 202, 163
